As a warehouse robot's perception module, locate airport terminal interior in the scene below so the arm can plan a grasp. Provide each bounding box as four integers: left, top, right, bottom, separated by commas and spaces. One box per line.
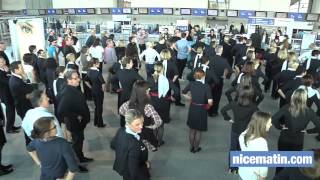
0, 0, 320, 179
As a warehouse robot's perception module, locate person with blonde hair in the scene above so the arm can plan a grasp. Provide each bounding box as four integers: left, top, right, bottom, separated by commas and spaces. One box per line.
161, 49, 184, 106
65, 53, 78, 72
272, 88, 320, 174
238, 111, 272, 180
281, 51, 297, 71
139, 41, 160, 77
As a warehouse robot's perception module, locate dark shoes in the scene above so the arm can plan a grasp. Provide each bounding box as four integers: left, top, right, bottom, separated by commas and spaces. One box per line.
78, 165, 88, 173
158, 141, 165, 147
96, 124, 106, 128
209, 113, 218, 117
80, 157, 94, 163
6, 126, 21, 134
0, 164, 13, 176
190, 147, 202, 153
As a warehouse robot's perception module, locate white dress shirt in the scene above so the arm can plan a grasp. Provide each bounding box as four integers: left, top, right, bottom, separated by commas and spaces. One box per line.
22, 107, 64, 138
89, 46, 104, 62
139, 48, 161, 64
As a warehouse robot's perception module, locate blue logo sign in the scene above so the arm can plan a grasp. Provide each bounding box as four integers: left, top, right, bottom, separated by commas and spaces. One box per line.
149, 8, 163, 15
239, 10, 255, 18
76, 8, 87, 15
47, 9, 56, 15
112, 8, 123, 15
248, 17, 274, 25
192, 8, 207, 16
288, 13, 305, 21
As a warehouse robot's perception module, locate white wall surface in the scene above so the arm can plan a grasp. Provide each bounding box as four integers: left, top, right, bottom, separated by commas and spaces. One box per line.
2, 0, 26, 10
311, 0, 320, 13
228, 0, 291, 12
52, 0, 117, 8
130, 0, 208, 8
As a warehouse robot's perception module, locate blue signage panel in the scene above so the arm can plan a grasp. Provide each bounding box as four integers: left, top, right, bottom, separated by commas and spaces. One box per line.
149, 8, 163, 15
111, 8, 123, 15
76, 8, 87, 15
288, 13, 305, 21
47, 9, 56, 15
192, 8, 207, 16
248, 17, 274, 25
239, 10, 255, 18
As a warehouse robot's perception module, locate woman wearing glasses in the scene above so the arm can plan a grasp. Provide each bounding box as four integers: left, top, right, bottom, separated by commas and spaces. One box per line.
27, 117, 79, 180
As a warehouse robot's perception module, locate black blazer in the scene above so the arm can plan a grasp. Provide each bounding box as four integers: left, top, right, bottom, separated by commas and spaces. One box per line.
0, 70, 14, 105
111, 128, 149, 180
87, 68, 105, 94
8, 75, 33, 107
57, 85, 90, 131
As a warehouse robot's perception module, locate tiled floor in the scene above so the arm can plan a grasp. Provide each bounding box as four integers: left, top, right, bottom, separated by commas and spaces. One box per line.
1, 65, 319, 180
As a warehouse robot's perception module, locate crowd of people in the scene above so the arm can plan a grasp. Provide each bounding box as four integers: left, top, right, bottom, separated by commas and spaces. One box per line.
0, 23, 319, 180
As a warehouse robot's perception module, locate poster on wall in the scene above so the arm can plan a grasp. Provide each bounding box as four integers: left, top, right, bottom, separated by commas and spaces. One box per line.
176, 20, 189, 31
9, 18, 45, 61
114, 21, 122, 33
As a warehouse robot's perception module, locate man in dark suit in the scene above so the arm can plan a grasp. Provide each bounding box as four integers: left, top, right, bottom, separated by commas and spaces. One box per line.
112, 57, 144, 127
9, 61, 33, 119
0, 103, 13, 176
0, 57, 19, 133
208, 45, 232, 117
57, 70, 93, 164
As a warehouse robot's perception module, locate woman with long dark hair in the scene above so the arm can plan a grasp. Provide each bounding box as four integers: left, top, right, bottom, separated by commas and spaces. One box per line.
272, 89, 320, 174
119, 80, 163, 151
182, 69, 213, 153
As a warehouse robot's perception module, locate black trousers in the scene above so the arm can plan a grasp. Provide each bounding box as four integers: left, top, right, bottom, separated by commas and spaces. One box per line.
209, 79, 223, 115
71, 129, 85, 160
82, 73, 92, 100
93, 91, 104, 126
0, 144, 3, 165
2, 100, 15, 132
173, 80, 182, 105
139, 44, 146, 54
176, 59, 187, 79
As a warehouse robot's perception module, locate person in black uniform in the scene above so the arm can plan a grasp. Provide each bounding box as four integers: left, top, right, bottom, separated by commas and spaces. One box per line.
57, 70, 93, 164
182, 69, 213, 153
0, 103, 13, 176
111, 109, 150, 180
9, 61, 34, 144
264, 46, 278, 92
112, 57, 144, 127
126, 36, 140, 71
45, 51, 58, 100
231, 37, 246, 66
161, 49, 185, 106
220, 85, 258, 174
208, 45, 232, 116
272, 89, 320, 174
273, 61, 299, 107
86, 58, 106, 128
9, 61, 33, 119
221, 36, 234, 67
63, 36, 77, 60
277, 66, 306, 107
0, 57, 19, 133
304, 50, 320, 86
36, 50, 47, 84
147, 62, 178, 146
154, 36, 167, 55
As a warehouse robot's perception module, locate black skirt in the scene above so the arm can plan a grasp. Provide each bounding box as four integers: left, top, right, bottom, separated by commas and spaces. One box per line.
150, 96, 171, 123
187, 104, 208, 131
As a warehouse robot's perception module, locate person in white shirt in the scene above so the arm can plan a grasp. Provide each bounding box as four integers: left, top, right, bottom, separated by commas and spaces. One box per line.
298, 43, 318, 64
139, 42, 160, 77
238, 111, 272, 180
89, 38, 104, 72
22, 89, 63, 139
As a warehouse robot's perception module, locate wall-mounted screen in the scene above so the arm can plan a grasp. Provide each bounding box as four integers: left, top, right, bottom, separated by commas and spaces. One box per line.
255, 11, 267, 17
163, 8, 173, 15
38, 9, 46, 15
87, 8, 95, 14
276, 12, 287, 18
138, 8, 148, 14
56, 9, 63, 15
208, 9, 218, 16
227, 10, 238, 17
218, 9, 226, 16
122, 8, 132, 14
180, 8, 191, 15
68, 9, 76, 15
267, 11, 275, 18
306, 14, 319, 21
100, 8, 110, 14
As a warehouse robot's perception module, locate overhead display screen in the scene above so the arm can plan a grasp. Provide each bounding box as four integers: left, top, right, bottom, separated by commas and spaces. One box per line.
180, 8, 191, 15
